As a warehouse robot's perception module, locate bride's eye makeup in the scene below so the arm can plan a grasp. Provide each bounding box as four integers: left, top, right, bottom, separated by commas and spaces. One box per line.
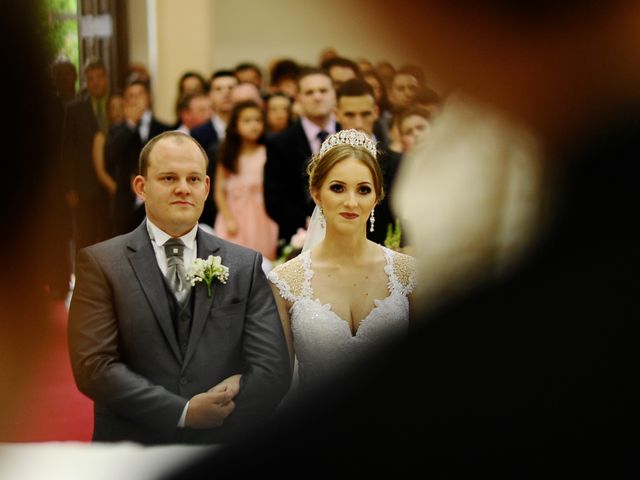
329, 183, 345, 193
358, 185, 372, 195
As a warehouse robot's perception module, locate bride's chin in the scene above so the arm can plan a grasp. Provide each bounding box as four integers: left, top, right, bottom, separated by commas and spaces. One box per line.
329, 222, 365, 235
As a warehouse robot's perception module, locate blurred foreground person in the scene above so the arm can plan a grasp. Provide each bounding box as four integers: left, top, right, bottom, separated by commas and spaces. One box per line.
1, 0, 55, 440
164, 1, 640, 477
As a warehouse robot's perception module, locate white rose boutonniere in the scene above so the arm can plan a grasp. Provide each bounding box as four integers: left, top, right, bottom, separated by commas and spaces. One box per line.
186, 255, 230, 297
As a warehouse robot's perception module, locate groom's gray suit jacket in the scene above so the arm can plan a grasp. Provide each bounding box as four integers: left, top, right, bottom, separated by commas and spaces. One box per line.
68, 221, 291, 445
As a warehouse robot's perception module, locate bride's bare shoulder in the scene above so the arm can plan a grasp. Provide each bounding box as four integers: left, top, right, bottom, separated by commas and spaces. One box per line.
269, 253, 307, 299
388, 249, 417, 290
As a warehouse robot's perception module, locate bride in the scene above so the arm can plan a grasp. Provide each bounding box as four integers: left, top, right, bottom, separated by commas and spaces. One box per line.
267, 129, 416, 391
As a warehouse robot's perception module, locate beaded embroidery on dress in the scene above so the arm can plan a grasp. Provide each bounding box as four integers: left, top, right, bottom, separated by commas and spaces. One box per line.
268, 246, 416, 389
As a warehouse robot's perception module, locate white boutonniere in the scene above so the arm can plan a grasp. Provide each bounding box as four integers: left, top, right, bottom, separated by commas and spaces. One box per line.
186, 255, 230, 297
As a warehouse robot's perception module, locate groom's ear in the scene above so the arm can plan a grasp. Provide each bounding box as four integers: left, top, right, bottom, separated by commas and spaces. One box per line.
132, 175, 146, 201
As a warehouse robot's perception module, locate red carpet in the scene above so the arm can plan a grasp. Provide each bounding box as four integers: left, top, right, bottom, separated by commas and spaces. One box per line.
1, 299, 93, 442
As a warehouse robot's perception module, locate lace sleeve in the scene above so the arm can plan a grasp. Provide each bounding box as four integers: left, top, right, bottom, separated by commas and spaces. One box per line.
267, 256, 306, 304
391, 251, 417, 297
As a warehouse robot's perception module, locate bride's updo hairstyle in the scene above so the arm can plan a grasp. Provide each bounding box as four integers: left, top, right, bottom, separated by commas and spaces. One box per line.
307, 129, 385, 202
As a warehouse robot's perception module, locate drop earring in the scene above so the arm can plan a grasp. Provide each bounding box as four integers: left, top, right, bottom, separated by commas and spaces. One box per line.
319, 206, 326, 229
369, 208, 375, 232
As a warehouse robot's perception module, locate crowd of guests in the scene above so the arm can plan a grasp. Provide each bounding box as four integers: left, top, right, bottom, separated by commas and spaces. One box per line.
47, 50, 442, 298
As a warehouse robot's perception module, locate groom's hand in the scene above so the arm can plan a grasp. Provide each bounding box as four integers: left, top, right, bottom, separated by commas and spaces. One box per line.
209, 374, 242, 397
185, 390, 236, 429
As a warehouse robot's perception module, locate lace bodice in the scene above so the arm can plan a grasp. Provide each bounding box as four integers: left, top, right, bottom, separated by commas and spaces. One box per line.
268, 246, 416, 389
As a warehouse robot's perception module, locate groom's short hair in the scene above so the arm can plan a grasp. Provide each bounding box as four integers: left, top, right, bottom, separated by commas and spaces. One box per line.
138, 130, 209, 177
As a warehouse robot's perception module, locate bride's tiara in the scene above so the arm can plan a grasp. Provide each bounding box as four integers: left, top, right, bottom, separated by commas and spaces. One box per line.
319, 129, 377, 159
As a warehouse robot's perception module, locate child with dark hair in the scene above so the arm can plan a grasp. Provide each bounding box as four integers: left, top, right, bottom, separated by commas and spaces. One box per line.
214, 100, 279, 260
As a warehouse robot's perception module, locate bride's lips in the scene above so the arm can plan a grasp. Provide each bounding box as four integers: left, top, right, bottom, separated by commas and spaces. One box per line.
340, 212, 359, 220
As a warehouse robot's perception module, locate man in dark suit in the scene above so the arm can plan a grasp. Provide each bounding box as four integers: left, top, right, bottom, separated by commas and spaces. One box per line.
333, 78, 396, 245
62, 57, 111, 248
106, 78, 171, 236
191, 70, 238, 152
164, 0, 640, 476
191, 70, 238, 227
264, 68, 338, 245
68, 131, 290, 445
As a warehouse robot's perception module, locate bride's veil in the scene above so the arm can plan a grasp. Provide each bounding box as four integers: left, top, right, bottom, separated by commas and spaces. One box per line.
302, 205, 326, 252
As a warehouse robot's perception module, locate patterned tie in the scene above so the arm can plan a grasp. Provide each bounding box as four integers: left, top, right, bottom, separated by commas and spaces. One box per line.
164, 238, 190, 304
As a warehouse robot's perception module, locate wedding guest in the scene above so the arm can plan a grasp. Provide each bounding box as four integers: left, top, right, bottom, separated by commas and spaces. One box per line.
176, 92, 213, 135
397, 105, 433, 152
264, 68, 338, 245
51, 56, 77, 104
335, 78, 388, 150
234, 62, 263, 93
105, 78, 171, 236
334, 80, 379, 141
92, 92, 125, 201
124, 63, 151, 87
178, 71, 207, 95
362, 69, 393, 143
318, 47, 338, 66
68, 131, 290, 445
375, 60, 395, 89
399, 63, 426, 86
265, 93, 293, 137
191, 70, 238, 152
62, 57, 111, 248
321, 56, 360, 90
335, 79, 399, 245
356, 57, 375, 74
362, 69, 391, 118
415, 84, 443, 116
388, 67, 420, 113
214, 101, 278, 261
199, 79, 262, 228
230, 81, 264, 108
267, 129, 415, 392
173, 71, 208, 127
268, 58, 300, 98
191, 71, 241, 229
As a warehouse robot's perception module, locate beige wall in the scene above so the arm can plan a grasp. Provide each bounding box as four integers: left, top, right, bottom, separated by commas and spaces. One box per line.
213, 0, 422, 71
128, 0, 216, 124
126, 1, 149, 70
128, 0, 425, 124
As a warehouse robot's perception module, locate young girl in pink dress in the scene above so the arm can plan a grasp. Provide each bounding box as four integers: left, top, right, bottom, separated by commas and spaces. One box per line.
214, 100, 279, 260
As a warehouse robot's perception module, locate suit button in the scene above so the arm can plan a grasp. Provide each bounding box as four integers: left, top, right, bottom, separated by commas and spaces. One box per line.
180, 377, 188, 385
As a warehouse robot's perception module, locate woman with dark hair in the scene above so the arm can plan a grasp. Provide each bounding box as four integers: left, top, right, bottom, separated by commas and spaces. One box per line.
173, 70, 208, 126
265, 92, 293, 136
268, 58, 301, 97
213, 100, 278, 260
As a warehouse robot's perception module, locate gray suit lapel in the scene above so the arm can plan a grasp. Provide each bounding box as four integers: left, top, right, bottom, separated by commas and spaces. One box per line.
127, 223, 183, 363
182, 228, 222, 370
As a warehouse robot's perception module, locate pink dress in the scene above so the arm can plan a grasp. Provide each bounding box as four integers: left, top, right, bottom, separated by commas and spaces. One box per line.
214, 145, 279, 260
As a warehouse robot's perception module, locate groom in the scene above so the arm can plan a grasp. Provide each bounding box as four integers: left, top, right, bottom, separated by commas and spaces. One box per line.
68, 131, 291, 445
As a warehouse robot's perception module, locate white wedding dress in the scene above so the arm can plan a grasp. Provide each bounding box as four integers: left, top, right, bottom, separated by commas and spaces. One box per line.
268, 246, 416, 391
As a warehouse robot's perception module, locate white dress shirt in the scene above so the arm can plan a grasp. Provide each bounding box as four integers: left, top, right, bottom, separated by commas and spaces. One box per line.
301, 115, 337, 154
145, 219, 199, 427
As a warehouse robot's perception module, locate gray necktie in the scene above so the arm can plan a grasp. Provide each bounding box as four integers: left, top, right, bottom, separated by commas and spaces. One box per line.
164, 238, 190, 303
